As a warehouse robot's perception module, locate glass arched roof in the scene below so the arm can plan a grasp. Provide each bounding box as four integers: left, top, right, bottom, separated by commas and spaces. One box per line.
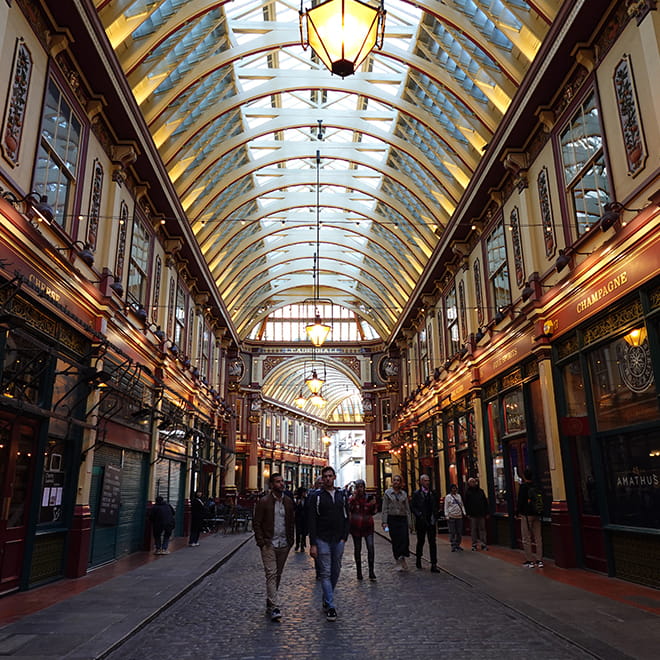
94, 0, 557, 421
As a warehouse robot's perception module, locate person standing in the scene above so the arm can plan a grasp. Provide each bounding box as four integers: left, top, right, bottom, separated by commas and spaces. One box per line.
411, 474, 440, 572
516, 467, 544, 567
308, 466, 349, 622
348, 479, 377, 581
150, 496, 175, 555
381, 474, 413, 571
189, 490, 205, 546
293, 487, 308, 552
253, 473, 295, 622
464, 477, 489, 551
444, 484, 466, 552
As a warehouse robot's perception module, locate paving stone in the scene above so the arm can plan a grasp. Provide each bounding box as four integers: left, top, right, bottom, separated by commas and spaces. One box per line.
106, 535, 591, 660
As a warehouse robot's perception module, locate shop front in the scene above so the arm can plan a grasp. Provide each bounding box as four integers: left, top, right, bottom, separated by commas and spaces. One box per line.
553, 280, 660, 587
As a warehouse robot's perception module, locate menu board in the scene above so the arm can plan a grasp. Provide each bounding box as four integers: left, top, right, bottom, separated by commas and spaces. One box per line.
97, 464, 121, 526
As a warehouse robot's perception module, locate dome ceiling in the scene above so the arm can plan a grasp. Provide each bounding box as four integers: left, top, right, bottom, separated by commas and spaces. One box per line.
94, 0, 557, 422
96, 0, 555, 342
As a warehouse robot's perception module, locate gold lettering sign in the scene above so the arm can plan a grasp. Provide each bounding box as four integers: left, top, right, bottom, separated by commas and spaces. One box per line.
493, 348, 518, 370
576, 272, 627, 314
28, 273, 61, 302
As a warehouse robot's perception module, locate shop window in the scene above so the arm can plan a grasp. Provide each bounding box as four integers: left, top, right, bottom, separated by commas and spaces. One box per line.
485, 222, 511, 315
127, 217, 150, 307
174, 281, 187, 350
502, 389, 525, 435
562, 358, 588, 417
559, 91, 610, 236
33, 78, 82, 230
381, 398, 391, 432
445, 285, 460, 356
486, 399, 506, 513
602, 430, 660, 529
587, 326, 657, 432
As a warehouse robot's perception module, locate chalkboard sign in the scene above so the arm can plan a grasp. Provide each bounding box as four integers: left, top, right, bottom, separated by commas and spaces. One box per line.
98, 464, 121, 526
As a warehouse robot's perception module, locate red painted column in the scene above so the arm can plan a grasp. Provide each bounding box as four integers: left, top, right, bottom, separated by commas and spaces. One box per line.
66, 504, 92, 578
550, 500, 577, 568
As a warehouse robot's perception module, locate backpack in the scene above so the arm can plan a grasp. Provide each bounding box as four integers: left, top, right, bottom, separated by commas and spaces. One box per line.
526, 484, 544, 515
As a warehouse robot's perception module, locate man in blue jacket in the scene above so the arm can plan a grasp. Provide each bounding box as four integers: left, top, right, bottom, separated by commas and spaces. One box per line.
308, 466, 349, 622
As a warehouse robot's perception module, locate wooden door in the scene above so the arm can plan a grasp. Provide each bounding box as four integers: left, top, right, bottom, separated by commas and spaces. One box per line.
0, 415, 37, 594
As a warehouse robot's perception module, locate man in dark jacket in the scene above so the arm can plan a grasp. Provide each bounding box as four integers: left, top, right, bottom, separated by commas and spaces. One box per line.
516, 467, 544, 567
308, 466, 349, 622
150, 496, 175, 554
464, 477, 489, 551
189, 490, 205, 546
253, 473, 295, 622
411, 474, 441, 572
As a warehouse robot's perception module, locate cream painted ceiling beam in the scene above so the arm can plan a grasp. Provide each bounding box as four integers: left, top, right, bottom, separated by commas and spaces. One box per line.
174, 112, 462, 204
205, 220, 421, 289
224, 257, 407, 327
197, 184, 437, 258
173, 117, 464, 208
220, 241, 411, 308
158, 76, 480, 173
186, 150, 442, 230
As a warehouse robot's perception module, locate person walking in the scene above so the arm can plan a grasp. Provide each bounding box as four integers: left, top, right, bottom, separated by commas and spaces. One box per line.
306, 477, 324, 579
294, 487, 308, 552
188, 490, 205, 546
464, 477, 489, 551
149, 496, 175, 554
381, 474, 413, 571
444, 484, 466, 552
308, 466, 349, 622
348, 479, 377, 581
516, 467, 544, 567
411, 474, 441, 572
253, 473, 295, 622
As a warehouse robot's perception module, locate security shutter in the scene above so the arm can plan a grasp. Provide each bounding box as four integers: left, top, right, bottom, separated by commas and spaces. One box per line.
89, 445, 148, 566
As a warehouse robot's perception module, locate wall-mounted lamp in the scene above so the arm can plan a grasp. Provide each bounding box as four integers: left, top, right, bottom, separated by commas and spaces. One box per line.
94, 270, 123, 297
494, 307, 505, 324
55, 241, 95, 267
2, 190, 55, 224
555, 248, 591, 274
599, 201, 643, 232
521, 282, 535, 302
475, 327, 486, 342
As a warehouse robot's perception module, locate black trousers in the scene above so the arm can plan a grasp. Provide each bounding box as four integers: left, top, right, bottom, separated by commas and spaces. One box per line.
415, 520, 437, 565
387, 515, 410, 560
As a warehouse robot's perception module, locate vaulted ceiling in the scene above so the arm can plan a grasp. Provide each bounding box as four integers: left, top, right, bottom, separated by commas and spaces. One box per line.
93, 0, 558, 421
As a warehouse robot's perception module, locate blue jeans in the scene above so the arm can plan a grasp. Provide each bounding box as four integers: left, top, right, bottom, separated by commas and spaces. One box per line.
316, 538, 344, 609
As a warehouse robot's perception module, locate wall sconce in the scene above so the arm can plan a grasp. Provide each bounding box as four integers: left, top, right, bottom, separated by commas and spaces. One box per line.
521, 282, 535, 302
599, 201, 643, 231
494, 307, 505, 324
2, 189, 55, 224
475, 327, 486, 342
55, 241, 95, 267
623, 326, 647, 347
555, 248, 590, 273
135, 305, 148, 324
94, 269, 123, 297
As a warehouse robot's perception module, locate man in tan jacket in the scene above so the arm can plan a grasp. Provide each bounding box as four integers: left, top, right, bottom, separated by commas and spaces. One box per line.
253, 473, 295, 621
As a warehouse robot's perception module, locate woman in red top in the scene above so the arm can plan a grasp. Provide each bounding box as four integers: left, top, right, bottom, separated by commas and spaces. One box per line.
348, 479, 377, 580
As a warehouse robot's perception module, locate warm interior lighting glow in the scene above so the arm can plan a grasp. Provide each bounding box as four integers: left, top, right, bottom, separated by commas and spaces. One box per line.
305, 369, 325, 394
301, 0, 386, 78
309, 392, 326, 407
305, 314, 332, 347
623, 327, 647, 347
294, 389, 308, 408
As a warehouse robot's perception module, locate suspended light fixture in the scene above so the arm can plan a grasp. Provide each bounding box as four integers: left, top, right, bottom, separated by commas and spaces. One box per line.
294, 388, 308, 408
305, 150, 332, 347
309, 392, 326, 407
299, 0, 386, 78
305, 369, 325, 395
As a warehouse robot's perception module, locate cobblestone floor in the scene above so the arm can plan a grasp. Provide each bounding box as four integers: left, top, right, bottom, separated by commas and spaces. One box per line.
107, 535, 592, 660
